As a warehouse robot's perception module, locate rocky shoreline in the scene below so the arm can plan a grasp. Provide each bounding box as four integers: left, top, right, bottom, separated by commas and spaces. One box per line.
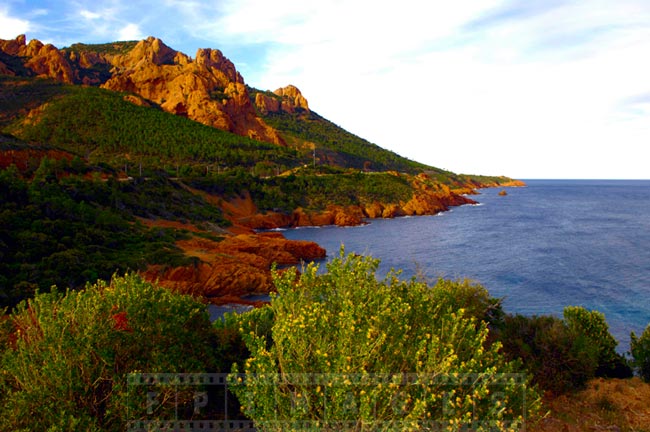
226, 174, 523, 230
142, 179, 525, 306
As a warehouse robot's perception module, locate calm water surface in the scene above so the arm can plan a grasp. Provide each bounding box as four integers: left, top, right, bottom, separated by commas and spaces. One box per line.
283, 180, 650, 348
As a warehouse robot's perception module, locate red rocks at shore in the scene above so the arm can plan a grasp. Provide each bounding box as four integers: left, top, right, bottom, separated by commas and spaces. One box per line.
229, 175, 479, 231
142, 232, 325, 300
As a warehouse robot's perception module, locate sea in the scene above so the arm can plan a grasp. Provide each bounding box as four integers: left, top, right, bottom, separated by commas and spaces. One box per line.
281, 180, 650, 350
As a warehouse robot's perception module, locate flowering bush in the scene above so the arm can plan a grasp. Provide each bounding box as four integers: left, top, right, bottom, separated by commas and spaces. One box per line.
230, 250, 539, 431
0, 274, 218, 431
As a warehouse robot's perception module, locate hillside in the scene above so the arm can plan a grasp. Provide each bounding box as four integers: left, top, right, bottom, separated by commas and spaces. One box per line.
4, 34, 650, 432
0, 34, 522, 309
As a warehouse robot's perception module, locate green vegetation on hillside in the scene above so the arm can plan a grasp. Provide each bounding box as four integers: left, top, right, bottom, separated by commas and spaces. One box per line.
1, 75, 522, 187
5, 82, 303, 174
0, 64, 524, 309
0, 157, 229, 308
190, 168, 413, 212
0, 72, 520, 307
64, 40, 139, 55
0, 76, 70, 126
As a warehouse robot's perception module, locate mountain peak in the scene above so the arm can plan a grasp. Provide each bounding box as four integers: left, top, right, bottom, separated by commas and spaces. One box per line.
122, 36, 178, 66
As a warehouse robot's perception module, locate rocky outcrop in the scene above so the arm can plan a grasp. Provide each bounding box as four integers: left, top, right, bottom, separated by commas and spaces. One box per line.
497, 179, 526, 187
400, 174, 476, 215
255, 85, 310, 114
274, 85, 310, 112
0, 35, 285, 146
23, 40, 76, 84
0, 35, 75, 83
143, 232, 325, 298
101, 37, 284, 144
0, 34, 26, 55
292, 205, 365, 227
255, 93, 281, 115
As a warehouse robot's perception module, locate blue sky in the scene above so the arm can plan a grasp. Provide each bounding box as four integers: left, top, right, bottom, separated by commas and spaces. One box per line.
2, 0, 650, 179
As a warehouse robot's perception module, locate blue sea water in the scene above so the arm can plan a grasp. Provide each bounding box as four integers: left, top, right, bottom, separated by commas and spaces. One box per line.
282, 180, 650, 349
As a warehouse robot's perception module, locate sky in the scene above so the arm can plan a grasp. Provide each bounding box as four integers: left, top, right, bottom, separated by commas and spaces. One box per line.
2, 1, 650, 179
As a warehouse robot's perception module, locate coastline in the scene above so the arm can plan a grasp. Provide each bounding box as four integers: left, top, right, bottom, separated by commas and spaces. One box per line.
230, 177, 525, 231
139, 179, 525, 307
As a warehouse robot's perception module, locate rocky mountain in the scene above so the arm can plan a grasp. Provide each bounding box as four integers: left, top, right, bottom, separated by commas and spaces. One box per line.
0, 35, 77, 83
0, 34, 447, 174
1, 35, 282, 144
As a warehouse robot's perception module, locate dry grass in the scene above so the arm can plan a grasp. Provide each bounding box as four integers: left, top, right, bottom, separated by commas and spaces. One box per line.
530, 377, 650, 432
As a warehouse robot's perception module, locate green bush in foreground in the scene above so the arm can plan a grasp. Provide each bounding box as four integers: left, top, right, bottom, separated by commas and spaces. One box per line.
229, 250, 539, 431
631, 324, 650, 382
498, 314, 599, 395
497, 306, 632, 396
563, 306, 631, 378
0, 274, 219, 431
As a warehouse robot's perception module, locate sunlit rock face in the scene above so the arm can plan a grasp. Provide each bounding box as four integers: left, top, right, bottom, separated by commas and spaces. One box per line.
0, 35, 285, 146
101, 37, 285, 145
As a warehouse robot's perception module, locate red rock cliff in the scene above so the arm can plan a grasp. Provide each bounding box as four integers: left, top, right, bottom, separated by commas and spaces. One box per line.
0, 35, 75, 83
0, 35, 285, 146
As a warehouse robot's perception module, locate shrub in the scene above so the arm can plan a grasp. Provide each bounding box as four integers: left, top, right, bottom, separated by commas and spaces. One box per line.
0, 274, 219, 431
630, 324, 650, 382
498, 314, 599, 395
498, 307, 632, 395
229, 251, 539, 431
430, 277, 505, 328
563, 306, 631, 378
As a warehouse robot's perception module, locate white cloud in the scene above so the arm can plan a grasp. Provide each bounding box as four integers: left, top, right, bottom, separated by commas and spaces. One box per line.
118, 23, 143, 41
209, 0, 650, 178
80, 10, 101, 20
0, 7, 31, 38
